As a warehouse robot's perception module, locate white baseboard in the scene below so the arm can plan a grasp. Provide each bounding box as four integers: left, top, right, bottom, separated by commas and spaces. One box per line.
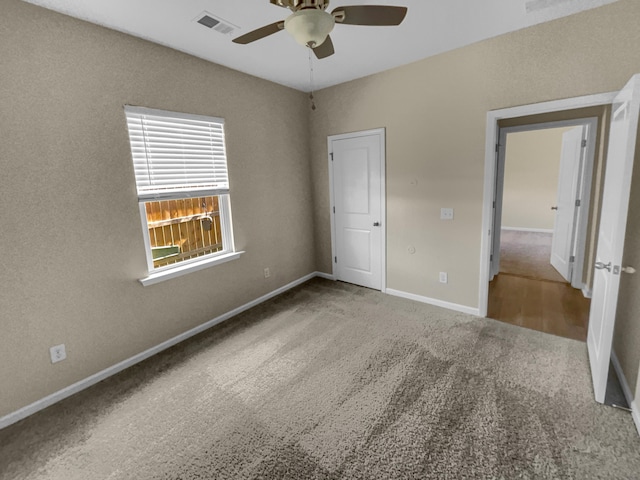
611, 350, 640, 437
386, 288, 480, 316
316, 271, 336, 281
582, 285, 592, 299
0, 271, 325, 430
501, 226, 554, 234
633, 400, 640, 437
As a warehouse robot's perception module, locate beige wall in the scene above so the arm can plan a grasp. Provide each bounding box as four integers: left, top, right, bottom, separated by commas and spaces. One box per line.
502, 127, 575, 231
2, 0, 640, 422
311, 0, 640, 305
0, 0, 315, 417
310, 0, 640, 400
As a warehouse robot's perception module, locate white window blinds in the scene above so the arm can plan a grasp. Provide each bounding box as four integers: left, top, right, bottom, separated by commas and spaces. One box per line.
124, 106, 229, 201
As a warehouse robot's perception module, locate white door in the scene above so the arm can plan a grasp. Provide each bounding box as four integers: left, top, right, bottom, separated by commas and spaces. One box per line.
550, 126, 585, 281
588, 75, 640, 403
330, 131, 384, 290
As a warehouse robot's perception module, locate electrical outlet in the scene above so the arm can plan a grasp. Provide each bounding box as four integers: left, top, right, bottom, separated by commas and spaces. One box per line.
440, 208, 454, 220
50, 344, 66, 364
439, 272, 448, 284
264, 267, 270, 278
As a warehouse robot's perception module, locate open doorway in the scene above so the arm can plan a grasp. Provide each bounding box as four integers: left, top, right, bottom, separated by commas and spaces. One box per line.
487, 119, 597, 341
478, 80, 640, 412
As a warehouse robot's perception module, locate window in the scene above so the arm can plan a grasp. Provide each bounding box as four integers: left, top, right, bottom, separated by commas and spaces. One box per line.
124, 106, 240, 285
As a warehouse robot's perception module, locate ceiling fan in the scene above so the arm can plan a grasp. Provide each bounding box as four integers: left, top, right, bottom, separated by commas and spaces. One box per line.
232, 0, 408, 59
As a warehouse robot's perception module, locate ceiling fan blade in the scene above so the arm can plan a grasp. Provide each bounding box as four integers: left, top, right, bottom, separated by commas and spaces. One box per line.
332, 5, 408, 26
313, 35, 335, 59
232, 21, 284, 45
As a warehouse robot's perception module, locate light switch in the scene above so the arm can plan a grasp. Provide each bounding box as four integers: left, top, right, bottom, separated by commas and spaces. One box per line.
440, 208, 454, 220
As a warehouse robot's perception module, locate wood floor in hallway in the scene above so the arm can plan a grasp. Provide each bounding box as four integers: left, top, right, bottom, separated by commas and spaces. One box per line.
488, 273, 591, 342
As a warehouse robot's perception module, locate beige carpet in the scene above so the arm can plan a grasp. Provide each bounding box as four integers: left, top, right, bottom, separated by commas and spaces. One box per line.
1, 279, 639, 479
500, 229, 567, 282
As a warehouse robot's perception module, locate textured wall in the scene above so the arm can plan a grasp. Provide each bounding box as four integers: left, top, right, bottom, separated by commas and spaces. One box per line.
0, 0, 314, 417
3, 0, 640, 423
310, 0, 640, 308
309, 0, 640, 402
501, 127, 574, 231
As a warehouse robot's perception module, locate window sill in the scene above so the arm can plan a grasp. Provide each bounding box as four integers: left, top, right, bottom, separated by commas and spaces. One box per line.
139, 251, 244, 287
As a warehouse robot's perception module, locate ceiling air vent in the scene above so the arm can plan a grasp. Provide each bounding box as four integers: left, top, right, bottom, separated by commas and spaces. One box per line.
194, 12, 238, 35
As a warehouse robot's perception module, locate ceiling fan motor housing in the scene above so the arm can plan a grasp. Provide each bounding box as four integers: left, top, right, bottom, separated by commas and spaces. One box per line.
271, 0, 330, 11
284, 9, 335, 47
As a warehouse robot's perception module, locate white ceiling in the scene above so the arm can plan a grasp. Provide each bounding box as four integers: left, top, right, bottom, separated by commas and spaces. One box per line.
23, 0, 619, 92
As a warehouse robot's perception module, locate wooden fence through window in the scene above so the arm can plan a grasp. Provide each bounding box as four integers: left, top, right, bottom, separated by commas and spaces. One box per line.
145, 196, 223, 268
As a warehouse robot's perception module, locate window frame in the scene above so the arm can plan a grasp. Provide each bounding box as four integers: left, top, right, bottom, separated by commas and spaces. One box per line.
124, 106, 243, 286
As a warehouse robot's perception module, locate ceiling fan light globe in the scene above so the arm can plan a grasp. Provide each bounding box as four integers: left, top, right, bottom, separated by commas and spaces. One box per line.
284, 9, 335, 48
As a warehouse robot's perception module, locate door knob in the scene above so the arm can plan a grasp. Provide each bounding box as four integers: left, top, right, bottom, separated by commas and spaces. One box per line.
595, 261, 612, 272
551, 206, 558, 210
373, 222, 380, 227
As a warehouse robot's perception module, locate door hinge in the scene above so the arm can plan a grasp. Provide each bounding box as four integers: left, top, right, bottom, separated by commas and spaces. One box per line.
570, 255, 575, 263
334, 256, 337, 263
581, 139, 587, 148
495, 144, 500, 153
492, 201, 496, 209
575, 199, 581, 207
333, 206, 335, 214
490, 254, 493, 261
330, 152, 334, 161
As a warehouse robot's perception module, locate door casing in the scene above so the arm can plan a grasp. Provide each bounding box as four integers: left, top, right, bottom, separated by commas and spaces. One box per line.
479, 92, 617, 316
490, 117, 598, 290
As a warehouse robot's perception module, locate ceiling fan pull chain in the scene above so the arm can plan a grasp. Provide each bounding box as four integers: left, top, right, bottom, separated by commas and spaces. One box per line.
308, 48, 316, 111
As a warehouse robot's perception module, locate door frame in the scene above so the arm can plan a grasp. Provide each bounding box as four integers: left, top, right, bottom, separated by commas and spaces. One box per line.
479, 92, 617, 317
328, 128, 387, 292
491, 117, 599, 290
